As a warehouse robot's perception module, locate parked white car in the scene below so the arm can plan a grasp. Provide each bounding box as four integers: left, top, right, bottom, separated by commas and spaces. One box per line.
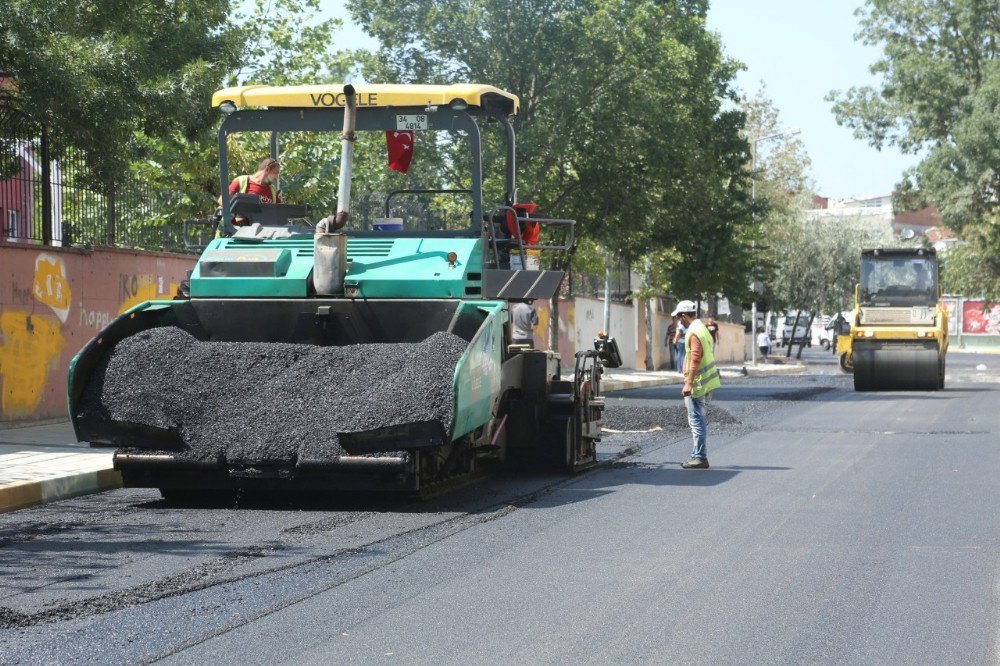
778, 312, 812, 348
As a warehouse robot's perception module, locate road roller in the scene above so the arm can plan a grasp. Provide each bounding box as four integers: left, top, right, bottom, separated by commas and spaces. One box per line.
67, 83, 621, 496
844, 248, 947, 391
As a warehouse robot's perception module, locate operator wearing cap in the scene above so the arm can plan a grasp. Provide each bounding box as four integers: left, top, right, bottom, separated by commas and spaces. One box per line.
671, 300, 722, 469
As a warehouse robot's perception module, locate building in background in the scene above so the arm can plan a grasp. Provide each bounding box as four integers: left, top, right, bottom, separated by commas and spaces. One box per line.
807, 192, 952, 249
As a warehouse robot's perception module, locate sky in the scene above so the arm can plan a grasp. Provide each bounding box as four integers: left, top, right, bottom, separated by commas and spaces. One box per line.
324, 1, 916, 199
705, 0, 916, 199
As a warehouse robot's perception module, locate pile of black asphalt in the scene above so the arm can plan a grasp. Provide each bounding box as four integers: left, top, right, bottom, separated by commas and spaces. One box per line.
78, 327, 469, 466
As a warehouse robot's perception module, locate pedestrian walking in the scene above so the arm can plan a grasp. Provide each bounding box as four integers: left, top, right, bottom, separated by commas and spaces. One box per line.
511, 301, 538, 347
672, 300, 721, 469
672, 314, 687, 375
706, 317, 720, 347
666, 317, 678, 370
756, 326, 771, 362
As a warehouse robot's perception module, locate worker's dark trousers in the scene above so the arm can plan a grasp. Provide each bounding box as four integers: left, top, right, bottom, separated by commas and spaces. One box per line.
513, 337, 534, 347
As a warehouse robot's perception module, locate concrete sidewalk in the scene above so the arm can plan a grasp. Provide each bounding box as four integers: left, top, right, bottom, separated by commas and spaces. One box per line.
0, 421, 120, 514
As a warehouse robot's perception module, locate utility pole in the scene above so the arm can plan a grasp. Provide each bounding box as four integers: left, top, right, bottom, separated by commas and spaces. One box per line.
603, 254, 612, 334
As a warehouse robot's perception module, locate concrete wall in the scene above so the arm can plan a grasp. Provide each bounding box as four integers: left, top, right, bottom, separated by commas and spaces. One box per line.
534, 297, 741, 370
535, 296, 642, 369
0, 243, 195, 423
714, 321, 745, 364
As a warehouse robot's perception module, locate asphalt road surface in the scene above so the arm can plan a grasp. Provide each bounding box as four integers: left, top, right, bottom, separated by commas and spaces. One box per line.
1, 352, 998, 664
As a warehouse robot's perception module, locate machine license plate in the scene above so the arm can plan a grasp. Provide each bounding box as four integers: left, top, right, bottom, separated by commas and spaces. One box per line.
396, 114, 428, 130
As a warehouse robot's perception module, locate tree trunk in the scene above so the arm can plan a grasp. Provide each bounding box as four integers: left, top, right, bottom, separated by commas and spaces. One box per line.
786, 311, 803, 358
795, 311, 816, 360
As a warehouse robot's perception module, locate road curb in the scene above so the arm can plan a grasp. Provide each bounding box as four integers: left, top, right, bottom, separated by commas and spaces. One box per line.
603, 376, 683, 392
600, 364, 808, 392
743, 364, 807, 377
0, 467, 122, 515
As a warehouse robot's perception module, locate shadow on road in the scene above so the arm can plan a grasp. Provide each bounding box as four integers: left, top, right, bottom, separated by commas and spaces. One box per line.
525, 462, 793, 500
134, 489, 450, 513
817, 389, 989, 402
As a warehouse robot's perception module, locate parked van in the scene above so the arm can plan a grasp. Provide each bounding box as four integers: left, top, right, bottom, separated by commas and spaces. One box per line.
778, 311, 812, 348
812, 314, 832, 349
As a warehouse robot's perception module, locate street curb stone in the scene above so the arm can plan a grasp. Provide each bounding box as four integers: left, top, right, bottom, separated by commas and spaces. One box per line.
0, 464, 121, 514
600, 363, 808, 392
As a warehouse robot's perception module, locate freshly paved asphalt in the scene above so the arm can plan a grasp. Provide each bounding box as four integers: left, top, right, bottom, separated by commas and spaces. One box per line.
0, 351, 997, 664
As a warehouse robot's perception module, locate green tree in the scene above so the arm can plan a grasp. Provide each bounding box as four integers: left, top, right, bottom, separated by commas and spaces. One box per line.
941, 232, 1000, 298
136, 0, 359, 215
0, 0, 243, 186
737, 89, 812, 327
350, 0, 755, 346
767, 217, 894, 358
828, 0, 1000, 295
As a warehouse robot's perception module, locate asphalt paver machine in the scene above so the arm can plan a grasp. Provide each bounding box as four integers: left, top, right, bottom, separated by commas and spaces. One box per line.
841, 247, 947, 391
68, 84, 621, 495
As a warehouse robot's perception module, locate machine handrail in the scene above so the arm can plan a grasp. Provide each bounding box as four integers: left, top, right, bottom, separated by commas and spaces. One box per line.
486, 205, 576, 261
384, 188, 473, 218
182, 215, 219, 252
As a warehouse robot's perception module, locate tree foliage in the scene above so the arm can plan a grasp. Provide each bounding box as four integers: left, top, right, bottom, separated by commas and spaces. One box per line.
741, 89, 813, 312
941, 231, 1000, 297
769, 217, 894, 316
828, 0, 1000, 295
350, 0, 755, 294
132, 0, 359, 222
0, 0, 243, 186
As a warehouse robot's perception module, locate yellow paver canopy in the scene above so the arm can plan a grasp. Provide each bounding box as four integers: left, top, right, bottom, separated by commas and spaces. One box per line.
212, 84, 519, 115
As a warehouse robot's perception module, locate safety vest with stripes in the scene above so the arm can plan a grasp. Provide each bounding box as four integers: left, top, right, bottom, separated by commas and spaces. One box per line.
684, 319, 722, 398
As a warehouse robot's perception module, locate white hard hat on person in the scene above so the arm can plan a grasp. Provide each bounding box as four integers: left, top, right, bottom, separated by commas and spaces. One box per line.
671, 300, 697, 317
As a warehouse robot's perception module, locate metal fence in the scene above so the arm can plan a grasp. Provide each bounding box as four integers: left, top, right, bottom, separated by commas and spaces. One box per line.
0, 109, 464, 252
569, 260, 633, 301
0, 99, 190, 253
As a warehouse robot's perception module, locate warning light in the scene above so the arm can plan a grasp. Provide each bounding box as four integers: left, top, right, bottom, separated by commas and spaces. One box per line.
446, 252, 458, 263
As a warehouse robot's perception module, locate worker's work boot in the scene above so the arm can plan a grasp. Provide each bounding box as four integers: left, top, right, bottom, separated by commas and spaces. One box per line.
681, 457, 710, 469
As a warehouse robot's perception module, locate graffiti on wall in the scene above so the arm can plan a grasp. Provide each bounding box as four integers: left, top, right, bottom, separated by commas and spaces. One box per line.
0, 311, 66, 419
0, 248, 190, 421
962, 301, 1000, 335
0, 254, 70, 418
119, 273, 165, 314
33, 253, 72, 322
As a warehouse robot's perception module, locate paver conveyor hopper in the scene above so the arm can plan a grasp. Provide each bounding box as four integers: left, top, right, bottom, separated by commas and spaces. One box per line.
67, 84, 620, 495
844, 248, 947, 391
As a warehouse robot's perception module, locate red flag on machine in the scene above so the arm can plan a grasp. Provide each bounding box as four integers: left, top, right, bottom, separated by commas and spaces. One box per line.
385, 130, 415, 173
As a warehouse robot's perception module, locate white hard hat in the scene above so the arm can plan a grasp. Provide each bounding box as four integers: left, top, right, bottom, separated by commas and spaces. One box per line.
671, 300, 697, 317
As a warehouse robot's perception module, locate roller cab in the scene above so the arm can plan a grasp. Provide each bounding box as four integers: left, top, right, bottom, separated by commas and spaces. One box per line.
849, 248, 947, 391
